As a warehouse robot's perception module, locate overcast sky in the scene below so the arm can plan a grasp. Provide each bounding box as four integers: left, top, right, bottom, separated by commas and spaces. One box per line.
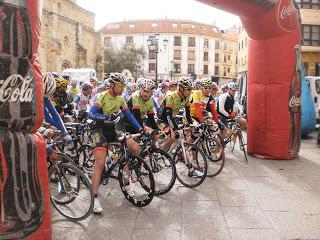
77, 0, 240, 31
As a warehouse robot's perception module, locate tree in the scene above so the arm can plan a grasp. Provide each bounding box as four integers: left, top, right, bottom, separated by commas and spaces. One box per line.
104, 43, 146, 79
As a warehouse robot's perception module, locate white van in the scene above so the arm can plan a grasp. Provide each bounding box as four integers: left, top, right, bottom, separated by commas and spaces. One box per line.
62, 68, 97, 83
305, 76, 320, 123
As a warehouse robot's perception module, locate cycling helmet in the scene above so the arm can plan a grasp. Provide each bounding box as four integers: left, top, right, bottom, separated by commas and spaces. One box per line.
221, 84, 229, 93
43, 72, 56, 97
69, 78, 78, 87
169, 81, 178, 87
202, 79, 213, 87
211, 82, 218, 90
160, 82, 169, 89
82, 82, 93, 91
55, 77, 68, 89
228, 82, 238, 90
194, 80, 203, 89
108, 72, 127, 85
126, 82, 136, 92
139, 78, 156, 90
178, 77, 194, 89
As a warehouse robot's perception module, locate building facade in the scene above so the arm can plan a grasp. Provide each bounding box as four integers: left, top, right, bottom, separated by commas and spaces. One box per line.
297, 0, 320, 76
238, 24, 249, 74
39, 0, 103, 78
99, 19, 238, 85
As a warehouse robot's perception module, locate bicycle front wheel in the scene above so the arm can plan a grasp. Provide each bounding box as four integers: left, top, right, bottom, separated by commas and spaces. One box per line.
118, 155, 155, 207
140, 147, 176, 196
173, 142, 207, 188
49, 163, 94, 221
237, 131, 248, 163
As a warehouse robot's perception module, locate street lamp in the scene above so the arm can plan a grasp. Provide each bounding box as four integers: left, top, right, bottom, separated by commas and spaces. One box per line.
147, 34, 168, 84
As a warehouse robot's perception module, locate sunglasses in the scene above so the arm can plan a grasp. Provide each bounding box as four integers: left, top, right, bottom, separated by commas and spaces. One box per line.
184, 88, 192, 91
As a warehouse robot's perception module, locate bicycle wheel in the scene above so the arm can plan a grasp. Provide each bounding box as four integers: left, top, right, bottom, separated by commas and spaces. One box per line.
78, 144, 94, 173
140, 147, 176, 196
237, 131, 248, 163
173, 142, 207, 188
201, 137, 225, 177
49, 163, 94, 221
118, 156, 155, 207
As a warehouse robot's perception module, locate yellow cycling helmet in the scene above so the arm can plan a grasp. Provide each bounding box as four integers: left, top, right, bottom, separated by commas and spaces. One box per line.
55, 78, 68, 88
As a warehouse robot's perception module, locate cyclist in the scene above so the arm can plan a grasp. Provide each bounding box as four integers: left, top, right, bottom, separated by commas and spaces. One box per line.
88, 72, 143, 214
217, 82, 247, 130
158, 77, 194, 131
168, 81, 178, 93
153, 81, 169, 106
42, 73, 72, 160
190, 79, 225, 131
74, 82, 93, 112
193, 79, 203, 91
123, 78, 159, 134
67, 78, 80, 100
123, 82, 138, 101
51, 77, 74, 116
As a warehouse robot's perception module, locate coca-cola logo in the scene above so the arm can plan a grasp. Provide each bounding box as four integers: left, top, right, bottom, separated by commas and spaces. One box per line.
0, 74, 34, 103
277, 0, 299, 32
289, 96, 301, 108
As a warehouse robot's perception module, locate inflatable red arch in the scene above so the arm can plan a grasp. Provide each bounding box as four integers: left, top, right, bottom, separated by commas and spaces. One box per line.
198, 0, 302, 160
0, 0, 301, 239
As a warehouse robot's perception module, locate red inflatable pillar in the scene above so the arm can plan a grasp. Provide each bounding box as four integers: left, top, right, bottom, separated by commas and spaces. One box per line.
0, 0, 52, 239
197, 0, 301, 159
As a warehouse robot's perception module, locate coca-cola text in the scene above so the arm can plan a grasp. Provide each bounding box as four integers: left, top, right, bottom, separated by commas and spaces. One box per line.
0, 74, 34, 103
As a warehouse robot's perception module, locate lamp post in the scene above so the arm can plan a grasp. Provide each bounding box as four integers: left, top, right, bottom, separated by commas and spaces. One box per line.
147, 34, 168, 84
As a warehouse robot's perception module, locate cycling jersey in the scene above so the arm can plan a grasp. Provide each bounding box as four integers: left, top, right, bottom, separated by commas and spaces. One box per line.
190, 90, 209, 118
125, 91, 159, 132
217, 92, 235, 117
75, 93, 91, 112
96, 90, 128, 115
190, 90, 220, 124
130, 90, 155, 116
51, 93, 74, 115
89, 89, 142, 148
157, 90, 192, 130
67, 87, 80, 97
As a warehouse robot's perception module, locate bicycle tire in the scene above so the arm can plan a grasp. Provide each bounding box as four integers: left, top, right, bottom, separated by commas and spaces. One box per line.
237, 131, 248, 163
201, 137, 225, 177
49, 163, 94, 221
173, 142, 207, 188
118, 156, 155, 207
140, 147, 176, 195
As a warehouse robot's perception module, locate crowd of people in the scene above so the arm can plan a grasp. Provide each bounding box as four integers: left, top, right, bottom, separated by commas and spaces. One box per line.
41, 72, 248, 213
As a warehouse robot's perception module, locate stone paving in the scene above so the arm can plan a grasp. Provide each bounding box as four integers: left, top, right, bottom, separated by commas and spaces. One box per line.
52, 132, 320, 240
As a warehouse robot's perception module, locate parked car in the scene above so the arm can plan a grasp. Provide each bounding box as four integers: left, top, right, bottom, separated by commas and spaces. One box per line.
305, 76, 320, 123
301, 72, 317, 136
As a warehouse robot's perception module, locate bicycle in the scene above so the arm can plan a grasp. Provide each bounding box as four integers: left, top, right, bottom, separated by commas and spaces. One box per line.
223, 116, 248, 163
100, 132, 155, 207
164, 117, 208, 188
48, 148, 94, 221
191, 120, 225, 177
137, 131, 176, 196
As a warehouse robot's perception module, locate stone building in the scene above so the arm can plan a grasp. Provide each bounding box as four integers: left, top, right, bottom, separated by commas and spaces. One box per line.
39, 0, 103, 78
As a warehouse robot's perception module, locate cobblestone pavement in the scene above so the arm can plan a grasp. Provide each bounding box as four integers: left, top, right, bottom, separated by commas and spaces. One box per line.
52, 131, 320, 240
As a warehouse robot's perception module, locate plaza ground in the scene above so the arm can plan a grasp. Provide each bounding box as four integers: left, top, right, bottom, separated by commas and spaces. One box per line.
52, 131, 320, 240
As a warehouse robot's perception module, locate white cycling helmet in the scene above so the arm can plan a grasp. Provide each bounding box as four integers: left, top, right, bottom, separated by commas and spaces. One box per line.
43, 72, 56, 97
228, 82, 238, 90
139, 78, 156, 90
178, 77, 194, 89
69, 78, 78, 86
108, 72, 127, 85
